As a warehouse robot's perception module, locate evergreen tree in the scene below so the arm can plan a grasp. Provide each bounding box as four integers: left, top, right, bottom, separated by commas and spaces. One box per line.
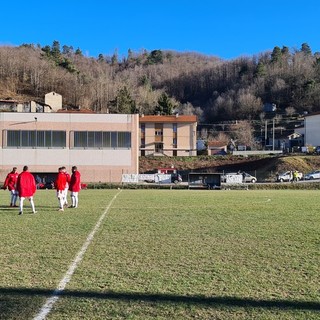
301, 42, 312, 55
110, 86, 136, 113
281, 46, 289, 55
155, 92, 174, 115
41, 45, 51, 56
51, 40, 61, 58
98, 54, 104, 62
271, 46, 282, 63
111, 49, 118, 65
62, 45, 74, 55
147, 50, 163, 64
255, 61, 266, 77
127, 48, 133, 61
75, 47, 83, 56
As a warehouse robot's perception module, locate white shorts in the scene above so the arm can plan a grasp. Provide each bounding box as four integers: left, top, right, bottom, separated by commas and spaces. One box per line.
57, 190, 66, 199
20, 196, 33, 201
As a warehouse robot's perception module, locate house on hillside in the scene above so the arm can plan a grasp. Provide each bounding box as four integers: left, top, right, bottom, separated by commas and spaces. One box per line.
44, 92, 62, 112
0, 92, 68, 113
0, 99, 52, 113
139, 114, 197, 156
207, 141, 227, 155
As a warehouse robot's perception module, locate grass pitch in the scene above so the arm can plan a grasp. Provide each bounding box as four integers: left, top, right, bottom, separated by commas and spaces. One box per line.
0, 189, 319, 319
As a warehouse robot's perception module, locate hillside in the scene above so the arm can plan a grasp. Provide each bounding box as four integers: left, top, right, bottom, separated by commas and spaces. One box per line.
139, 155, 320, 181
1, 42, 320, 124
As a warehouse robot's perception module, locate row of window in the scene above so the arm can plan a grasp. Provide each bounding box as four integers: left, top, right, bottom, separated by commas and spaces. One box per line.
4, 130, 131, 149
140, 123, 178, 133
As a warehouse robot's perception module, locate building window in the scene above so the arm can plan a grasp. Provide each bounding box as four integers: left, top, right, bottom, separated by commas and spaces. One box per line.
173, 138, 177, 148
173, 123, 177, 133
5, 130, 66, 148
117, 132, 131, 148
72, 131, 131, 149
155, 143, 163, 153
155, 123, 163, 136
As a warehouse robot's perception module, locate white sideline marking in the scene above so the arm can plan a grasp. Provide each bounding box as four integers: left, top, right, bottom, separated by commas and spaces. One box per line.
33, 190, 122, 320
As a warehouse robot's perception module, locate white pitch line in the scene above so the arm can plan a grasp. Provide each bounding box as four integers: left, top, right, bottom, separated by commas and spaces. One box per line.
33, 190, 122, 320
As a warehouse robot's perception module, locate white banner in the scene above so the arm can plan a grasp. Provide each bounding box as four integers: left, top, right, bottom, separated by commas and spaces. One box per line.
226, 174, 243, 184
122, 174, 172, 184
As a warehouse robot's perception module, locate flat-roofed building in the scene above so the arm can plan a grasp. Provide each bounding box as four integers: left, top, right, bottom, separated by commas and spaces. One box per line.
0, 112, 139, 183
139, 114, 197, 156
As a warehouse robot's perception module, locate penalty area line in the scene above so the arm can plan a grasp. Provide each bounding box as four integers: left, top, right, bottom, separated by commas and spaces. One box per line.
33, 190, 122, 320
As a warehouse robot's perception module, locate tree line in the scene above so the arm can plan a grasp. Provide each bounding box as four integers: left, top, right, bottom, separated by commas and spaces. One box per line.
0, 41, 319, 124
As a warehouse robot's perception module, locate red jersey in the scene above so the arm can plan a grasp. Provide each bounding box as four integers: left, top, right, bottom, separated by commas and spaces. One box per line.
55, 172, 67, 191
17, 171, 36, 197
69, 171, 81, 192
3, 171, 19, 191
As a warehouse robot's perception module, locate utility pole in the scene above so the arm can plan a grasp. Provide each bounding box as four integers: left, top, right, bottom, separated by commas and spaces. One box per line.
264, 120, 268, 149
272, 118, 275, 150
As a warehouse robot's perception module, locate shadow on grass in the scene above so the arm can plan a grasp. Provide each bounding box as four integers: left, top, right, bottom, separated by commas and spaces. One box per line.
0, 287, 319, 319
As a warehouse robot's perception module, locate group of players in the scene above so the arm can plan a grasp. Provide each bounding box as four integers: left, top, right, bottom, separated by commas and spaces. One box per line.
2, 165, 81, 215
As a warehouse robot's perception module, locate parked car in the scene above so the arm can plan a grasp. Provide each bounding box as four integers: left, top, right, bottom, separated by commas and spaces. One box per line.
242, 172, 257, 183
315, 146, 320, 154
221, 172, 257, 183
276, 171, 303, 182
304, 170, 320, 180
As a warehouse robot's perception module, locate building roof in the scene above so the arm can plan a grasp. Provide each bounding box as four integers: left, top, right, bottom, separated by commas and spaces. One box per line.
139, 114, 197, 123
304, 111, 320, 118
207, 141, 227, 148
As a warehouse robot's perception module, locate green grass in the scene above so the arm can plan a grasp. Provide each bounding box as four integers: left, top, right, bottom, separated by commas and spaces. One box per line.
0, 189, 319, 319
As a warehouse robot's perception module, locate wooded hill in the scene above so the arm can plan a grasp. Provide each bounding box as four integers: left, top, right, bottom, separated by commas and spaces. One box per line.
1, 41, 320, 124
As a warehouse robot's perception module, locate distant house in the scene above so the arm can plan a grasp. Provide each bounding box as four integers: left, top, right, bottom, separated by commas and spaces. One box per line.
139, 114, 197, 156
0, 92, 67, 113
207, 141, 227, 155
45, 92, 62, 112
0, 99, 52, 113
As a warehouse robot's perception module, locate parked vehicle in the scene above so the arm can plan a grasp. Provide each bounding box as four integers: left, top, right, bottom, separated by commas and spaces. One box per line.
221, 172, 257, 183
304, 170, 320, 180
315, 146, 320, 154
171, 173, 182, 184
38, 181, 54, 189
242, 172, 257, 183
276, 171, 303, 182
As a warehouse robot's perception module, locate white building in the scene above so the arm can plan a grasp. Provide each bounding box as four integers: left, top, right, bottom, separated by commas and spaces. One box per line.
0, 112, 139, 183
304, 112, 320, 147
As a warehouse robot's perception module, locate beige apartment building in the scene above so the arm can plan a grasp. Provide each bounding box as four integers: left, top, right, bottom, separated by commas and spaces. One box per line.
139, 114, 197, 156
0, 112, 139, 183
